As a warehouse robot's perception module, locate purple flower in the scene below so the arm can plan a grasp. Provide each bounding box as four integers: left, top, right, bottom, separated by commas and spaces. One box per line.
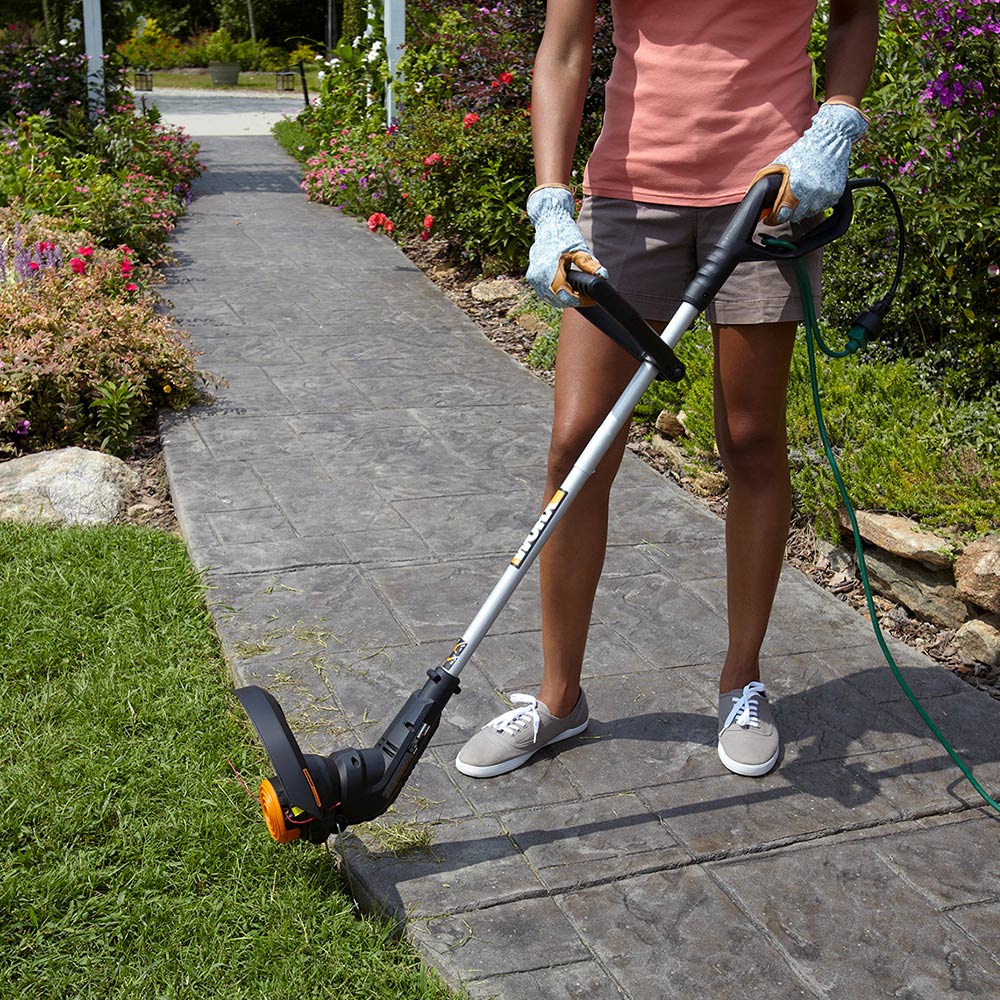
15, 419, 30, 436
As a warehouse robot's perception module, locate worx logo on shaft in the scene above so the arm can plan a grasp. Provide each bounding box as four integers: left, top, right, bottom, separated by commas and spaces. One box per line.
510, 490, 568, 568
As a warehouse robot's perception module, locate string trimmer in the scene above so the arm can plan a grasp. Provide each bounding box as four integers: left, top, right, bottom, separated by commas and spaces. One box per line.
236, 172, 961, 846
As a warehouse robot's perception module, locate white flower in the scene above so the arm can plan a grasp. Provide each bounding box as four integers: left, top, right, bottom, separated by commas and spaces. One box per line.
414, 81, 424, 93
68, 18, 81, 31
316, 71, 325, 81
59, 38, 68, 45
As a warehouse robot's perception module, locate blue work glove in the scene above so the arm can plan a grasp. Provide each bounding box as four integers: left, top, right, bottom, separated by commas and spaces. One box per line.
764, 102, 869, 224
526, 185, 607, 308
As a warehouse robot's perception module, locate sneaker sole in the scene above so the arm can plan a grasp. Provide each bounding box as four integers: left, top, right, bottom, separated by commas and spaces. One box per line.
455, 718, 589, 778
717, 741, 779, 778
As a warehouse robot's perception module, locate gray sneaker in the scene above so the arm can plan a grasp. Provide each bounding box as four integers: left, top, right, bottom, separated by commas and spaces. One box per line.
718, 681, 779, 777
455, 691, 589, 778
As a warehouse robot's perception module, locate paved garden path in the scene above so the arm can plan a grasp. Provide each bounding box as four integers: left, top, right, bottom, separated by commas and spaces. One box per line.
156, 109, 1000, 998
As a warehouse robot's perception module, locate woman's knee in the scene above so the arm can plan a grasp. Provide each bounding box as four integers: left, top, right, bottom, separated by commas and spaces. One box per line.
547, 413, 627, 488
716, 414, 788, 484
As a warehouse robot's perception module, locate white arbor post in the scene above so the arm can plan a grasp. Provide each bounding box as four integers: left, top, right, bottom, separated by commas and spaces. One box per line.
82, 0, 105, 116
384, 0, 405, 126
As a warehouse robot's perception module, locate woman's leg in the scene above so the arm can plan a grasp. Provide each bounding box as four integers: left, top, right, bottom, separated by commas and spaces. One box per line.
537, 308, 641, 717
712, 321, 797, 695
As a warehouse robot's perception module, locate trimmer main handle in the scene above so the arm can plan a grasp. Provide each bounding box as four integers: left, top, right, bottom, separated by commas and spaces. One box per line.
683, 174, 866, 312
566, 174, 867, 372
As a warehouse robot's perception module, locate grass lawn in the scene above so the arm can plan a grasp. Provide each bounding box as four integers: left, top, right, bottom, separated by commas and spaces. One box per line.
139, 66, 322, 93
0, 522, 458, 1000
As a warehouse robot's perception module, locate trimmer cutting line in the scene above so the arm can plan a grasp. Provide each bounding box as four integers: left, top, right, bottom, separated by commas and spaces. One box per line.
235, 172, 995, 846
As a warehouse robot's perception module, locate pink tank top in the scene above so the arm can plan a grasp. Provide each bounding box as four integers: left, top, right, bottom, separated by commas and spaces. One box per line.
583, 0, 819, 206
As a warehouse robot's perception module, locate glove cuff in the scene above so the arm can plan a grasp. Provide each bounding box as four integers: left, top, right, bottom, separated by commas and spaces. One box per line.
527, 185, 576, 226
814, 101, 869, 143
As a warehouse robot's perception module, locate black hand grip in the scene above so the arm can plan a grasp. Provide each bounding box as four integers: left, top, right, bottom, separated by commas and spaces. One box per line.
682, 175, 866, 312
567, 271, 686, 382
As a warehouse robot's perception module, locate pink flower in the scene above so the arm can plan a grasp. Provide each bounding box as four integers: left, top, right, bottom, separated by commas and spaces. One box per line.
120, 260, 133, 276
462, 113, 480, 128
384, 219, 396, 234
28, 261, 39, 271
422, 152, 442, 167
77, 245, 94, 257
125, 282, 139, 291
69, 257, 86, 274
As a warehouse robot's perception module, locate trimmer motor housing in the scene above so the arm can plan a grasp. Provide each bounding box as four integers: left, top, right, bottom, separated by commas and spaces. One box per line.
237, 667, 460, 843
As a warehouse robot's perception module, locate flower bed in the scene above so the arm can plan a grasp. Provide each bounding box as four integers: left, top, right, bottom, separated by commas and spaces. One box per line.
0, 28, 208, 458
0, 212, 206, 456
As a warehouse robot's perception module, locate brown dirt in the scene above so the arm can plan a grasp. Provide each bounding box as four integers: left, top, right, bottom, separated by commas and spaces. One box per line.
120, 424, 181, 535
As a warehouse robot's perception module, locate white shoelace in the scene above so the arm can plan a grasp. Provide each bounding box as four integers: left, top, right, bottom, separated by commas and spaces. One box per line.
722, 680, 767, 732
484, 694, 541, 743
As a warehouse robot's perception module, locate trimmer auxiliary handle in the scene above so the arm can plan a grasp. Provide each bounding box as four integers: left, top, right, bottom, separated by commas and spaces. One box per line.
236, 174, 871, 844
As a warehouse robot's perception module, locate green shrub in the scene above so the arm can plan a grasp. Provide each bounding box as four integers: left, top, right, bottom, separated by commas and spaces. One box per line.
632, 324, 999, 536
117, 16, 186, 69
233, 38, 287, 72
0, 111, 202, 259
203, 26, 240, 63
813, 0, 1000, 398
289, 2, 609, 267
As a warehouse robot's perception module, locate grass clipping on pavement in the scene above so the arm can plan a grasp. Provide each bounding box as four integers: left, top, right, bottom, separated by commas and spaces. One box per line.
0, 522, 456, 1000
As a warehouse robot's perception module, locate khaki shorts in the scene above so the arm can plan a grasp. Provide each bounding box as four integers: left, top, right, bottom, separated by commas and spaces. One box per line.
577, 196, 822, 326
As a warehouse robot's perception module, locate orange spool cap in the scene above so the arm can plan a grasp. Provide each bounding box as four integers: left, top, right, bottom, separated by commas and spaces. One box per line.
259, 778, 300, 843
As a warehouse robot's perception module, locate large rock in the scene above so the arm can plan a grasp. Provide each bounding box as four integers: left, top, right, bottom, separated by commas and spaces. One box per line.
839, 509, 955, 569
860, 547, 970, 628
954, 534, 1000, 614
0, 447, 139, 526
955, 617, 1000, 668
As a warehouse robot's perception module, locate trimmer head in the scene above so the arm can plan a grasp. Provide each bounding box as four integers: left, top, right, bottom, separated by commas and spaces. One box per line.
236, 667, 460, 844
236, 686, 343, 843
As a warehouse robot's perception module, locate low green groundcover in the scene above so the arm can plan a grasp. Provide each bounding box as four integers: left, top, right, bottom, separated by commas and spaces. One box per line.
0, 522, 455, 1000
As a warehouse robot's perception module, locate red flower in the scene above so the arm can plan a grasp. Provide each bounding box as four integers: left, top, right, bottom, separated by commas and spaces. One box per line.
422, 153, 442, 167
28, 261, 39, 271
69, 257, 86, 274
419, 230, 431, 242
384, 219, 396, 234
367, 212, 387, 231
462, 113, 480, 128
423, 215, 435, 230
77, 245, 94, 257
498, 71, 513, 85
120, 260, 134, 276
125, 282, 139, 292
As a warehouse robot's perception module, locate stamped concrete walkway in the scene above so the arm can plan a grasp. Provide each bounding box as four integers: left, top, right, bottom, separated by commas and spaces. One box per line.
156, 103, 1000, 998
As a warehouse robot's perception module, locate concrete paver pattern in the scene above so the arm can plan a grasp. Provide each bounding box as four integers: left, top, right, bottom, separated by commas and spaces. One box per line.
156, 105, 1000, 998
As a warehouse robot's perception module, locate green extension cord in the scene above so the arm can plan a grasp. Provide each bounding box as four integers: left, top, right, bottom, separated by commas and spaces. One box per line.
779, 243, 1000, 815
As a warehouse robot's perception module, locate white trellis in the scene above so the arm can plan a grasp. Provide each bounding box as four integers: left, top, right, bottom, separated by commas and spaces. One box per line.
82, 0, 104, 115
384, 0, 405, 125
